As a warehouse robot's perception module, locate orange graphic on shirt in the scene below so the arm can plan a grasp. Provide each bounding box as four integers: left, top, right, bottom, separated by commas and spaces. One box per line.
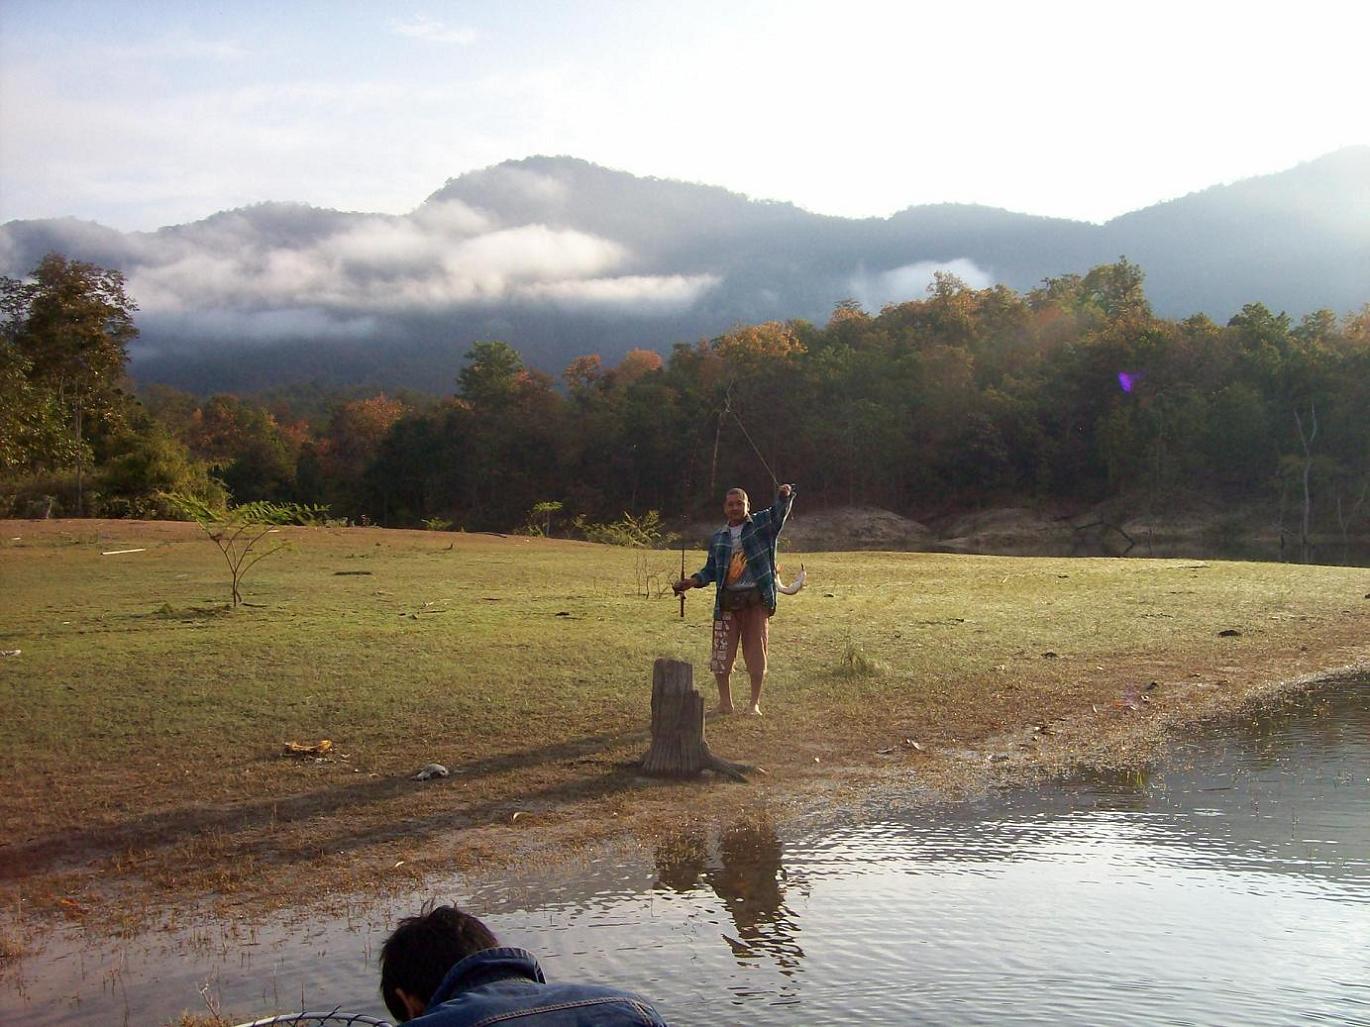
725, 549, 748, 585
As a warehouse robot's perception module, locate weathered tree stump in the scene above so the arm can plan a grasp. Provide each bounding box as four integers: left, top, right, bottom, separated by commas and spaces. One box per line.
640, 658, 756, 782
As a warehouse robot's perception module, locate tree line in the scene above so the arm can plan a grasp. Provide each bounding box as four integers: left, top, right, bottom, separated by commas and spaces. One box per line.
3, 254, 1367, 543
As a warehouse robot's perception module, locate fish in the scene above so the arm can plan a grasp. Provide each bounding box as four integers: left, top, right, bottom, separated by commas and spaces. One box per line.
777, 564, 807, 596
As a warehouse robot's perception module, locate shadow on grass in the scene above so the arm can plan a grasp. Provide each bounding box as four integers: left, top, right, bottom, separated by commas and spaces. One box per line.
147, 602, 234, 620
269, 760, 660, 866
0, 726, 655, 882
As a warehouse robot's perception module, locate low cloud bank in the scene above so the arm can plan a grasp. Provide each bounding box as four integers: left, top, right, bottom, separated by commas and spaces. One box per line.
127, 221, 632, 314
517, 273, 720, 309
1, 193, 721, 353
847, 258, 995, 311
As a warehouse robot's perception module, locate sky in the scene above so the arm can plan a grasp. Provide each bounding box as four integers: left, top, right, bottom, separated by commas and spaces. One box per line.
1, 0, 1367, 232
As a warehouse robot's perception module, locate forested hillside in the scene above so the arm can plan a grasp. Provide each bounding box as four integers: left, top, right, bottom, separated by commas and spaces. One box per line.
4, 254, 1366, 545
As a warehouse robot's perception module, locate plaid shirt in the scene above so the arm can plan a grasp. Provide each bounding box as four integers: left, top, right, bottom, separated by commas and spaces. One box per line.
691, 491, 794, 618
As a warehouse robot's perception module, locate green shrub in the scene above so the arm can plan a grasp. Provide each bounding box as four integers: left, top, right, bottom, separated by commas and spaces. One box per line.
572, 510, 677, 548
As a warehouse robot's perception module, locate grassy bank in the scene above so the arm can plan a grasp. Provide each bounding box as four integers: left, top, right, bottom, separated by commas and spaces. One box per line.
1, 518, 1366, 927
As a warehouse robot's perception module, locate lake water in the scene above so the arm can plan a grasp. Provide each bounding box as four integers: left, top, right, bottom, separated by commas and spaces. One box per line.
3, 678, 1367, 1026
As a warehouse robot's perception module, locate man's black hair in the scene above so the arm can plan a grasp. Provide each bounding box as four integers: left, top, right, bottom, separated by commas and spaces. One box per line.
379, 904, 499, 1021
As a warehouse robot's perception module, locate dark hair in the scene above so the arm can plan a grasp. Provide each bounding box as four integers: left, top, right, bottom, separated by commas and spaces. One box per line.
379, 905, 499, 1021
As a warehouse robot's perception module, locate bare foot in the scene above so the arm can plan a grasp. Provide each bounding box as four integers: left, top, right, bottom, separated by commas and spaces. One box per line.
711, 705, 735, 716
746, 704, 762, 716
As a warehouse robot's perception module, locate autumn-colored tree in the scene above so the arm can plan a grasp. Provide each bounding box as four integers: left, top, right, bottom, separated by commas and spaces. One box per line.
924, 271, 979, 344
614, 347, 663, 385
1342, 304, 1370, 345
320, 394, 408, 480
176, 395, 301, 502
563, 354, 605, 398
827, 298, 869, 329
714, 321, 806, 366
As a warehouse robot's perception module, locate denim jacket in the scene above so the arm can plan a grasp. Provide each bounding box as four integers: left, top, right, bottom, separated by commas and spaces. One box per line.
409, 947, 668, 1026
691, 490, 794, 618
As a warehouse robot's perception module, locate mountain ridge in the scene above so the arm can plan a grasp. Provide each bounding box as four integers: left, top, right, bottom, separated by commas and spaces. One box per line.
2, 148, 1365, 393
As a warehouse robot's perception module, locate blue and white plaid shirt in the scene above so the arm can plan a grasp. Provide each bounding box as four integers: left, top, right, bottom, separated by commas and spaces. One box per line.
691, 491, 794, 618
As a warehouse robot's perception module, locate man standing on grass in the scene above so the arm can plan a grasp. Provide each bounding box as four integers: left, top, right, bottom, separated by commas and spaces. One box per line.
674, 484, 794, 716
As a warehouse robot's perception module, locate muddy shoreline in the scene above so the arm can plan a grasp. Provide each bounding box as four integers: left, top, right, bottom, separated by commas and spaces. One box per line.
5, 661, 1364, 1027
3, 649, 1365, 946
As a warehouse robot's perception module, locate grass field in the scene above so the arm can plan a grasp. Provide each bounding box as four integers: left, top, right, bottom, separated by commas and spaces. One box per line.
1, 517, 1366, 927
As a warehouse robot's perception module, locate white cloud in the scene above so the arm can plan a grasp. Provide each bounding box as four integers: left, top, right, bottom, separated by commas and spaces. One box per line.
443, 225, 622, 282
390, 15, 477, 45
516, 273, 721, 310
325, 217, 448, 271
117, 212, 638, 323
127, 251, 268, 312
411, 198, 495, 236
847, 259, 996, 311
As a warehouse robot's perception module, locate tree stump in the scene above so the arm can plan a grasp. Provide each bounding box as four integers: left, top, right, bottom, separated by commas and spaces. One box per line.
641, 658, 756, 782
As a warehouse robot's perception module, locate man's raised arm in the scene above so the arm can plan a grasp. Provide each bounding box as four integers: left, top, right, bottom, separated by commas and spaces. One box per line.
768, 483, 795, 535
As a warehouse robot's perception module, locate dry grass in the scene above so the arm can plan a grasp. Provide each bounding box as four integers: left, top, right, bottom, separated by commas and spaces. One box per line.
0, 930, 24, 963
1, 517, 1366, 929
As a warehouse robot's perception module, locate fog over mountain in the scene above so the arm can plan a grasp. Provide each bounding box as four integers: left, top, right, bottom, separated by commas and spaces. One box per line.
2, 148, 1366, 393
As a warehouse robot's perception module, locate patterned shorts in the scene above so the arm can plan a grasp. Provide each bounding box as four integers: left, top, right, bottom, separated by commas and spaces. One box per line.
709, 606, 769, 677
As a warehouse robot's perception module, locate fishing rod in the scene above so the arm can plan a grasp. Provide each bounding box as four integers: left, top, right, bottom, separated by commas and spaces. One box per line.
709, 384, 781, 495
730, 407, 780, 492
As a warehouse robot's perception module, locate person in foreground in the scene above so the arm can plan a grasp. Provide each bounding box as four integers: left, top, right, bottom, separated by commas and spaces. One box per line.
379, 904, 669, 1025
674, 483, 795, 716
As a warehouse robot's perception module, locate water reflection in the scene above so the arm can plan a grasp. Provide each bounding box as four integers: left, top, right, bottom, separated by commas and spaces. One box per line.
655, 820, 805, 974
3, 679, 1367, 1026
